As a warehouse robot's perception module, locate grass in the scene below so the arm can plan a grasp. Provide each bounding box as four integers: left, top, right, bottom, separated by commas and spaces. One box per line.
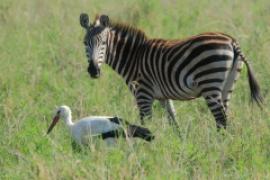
1, 0, 270, 179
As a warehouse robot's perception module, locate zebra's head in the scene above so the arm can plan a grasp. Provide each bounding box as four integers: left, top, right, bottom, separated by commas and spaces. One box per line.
80, 13, 110, 78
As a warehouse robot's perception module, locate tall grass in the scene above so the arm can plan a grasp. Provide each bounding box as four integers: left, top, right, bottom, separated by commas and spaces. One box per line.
1, 0, 270, 179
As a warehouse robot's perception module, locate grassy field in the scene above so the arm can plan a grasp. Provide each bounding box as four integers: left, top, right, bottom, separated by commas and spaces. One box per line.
1, 0, 270, 179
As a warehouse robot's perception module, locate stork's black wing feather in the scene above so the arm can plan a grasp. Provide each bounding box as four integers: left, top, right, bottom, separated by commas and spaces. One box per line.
108, 117, 129, 125
100, 129, 126, 139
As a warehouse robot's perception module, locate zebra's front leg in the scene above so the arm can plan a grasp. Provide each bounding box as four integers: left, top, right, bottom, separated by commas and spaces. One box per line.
135, 91, 154, 125
159, 100, 178, 126
137, 98, 154, 125
159, 99, 181, 137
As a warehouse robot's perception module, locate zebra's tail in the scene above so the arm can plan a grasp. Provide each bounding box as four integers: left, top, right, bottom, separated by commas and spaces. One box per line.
233, 42, 264, 109
127, 124, 155, 142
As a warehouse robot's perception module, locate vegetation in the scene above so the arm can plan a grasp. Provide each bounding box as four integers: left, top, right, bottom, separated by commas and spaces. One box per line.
1, 0, 270, 179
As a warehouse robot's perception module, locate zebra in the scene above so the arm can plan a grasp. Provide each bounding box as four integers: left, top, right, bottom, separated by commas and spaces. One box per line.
79, 13, 263, 130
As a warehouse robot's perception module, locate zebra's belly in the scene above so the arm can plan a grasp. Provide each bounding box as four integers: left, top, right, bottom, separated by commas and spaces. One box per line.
152, 83, 199, 101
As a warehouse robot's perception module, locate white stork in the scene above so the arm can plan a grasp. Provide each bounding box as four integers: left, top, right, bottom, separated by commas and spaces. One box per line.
47, 105, 154, 147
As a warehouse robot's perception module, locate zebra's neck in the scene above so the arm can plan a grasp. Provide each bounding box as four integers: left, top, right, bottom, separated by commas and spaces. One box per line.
105, 24, 147, 84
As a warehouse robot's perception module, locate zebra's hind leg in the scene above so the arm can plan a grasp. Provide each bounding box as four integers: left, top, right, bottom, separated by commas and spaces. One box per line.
204, 94, 227, 130
222, 56, 244, 112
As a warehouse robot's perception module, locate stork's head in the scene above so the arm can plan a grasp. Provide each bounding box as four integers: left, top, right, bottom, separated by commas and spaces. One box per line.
80, 13, 110, 79
47, 105, 71, 134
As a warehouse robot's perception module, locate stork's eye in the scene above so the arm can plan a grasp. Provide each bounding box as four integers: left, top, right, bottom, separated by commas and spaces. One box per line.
57, 110, 61, 114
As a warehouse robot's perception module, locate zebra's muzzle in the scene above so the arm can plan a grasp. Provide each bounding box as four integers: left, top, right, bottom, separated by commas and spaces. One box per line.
88, 60, 101, 78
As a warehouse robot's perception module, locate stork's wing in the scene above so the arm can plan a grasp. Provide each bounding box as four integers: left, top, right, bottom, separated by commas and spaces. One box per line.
75, 117, 120, 135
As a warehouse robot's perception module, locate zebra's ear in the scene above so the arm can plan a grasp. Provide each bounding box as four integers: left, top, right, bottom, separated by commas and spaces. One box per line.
99, 15, 109, 27
80, 13, 90, 29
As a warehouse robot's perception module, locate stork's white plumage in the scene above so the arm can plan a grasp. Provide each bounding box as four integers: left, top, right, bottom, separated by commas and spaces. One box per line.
47, 105, 154, 146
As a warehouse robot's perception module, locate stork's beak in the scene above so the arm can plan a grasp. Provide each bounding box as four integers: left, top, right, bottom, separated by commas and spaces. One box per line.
47, 115, 60, 134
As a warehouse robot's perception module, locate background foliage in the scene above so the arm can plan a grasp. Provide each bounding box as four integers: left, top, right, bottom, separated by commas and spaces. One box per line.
1, 0, 270, 179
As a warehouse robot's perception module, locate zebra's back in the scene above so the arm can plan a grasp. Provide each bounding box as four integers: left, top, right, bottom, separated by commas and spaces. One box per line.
140, 32, 241, 101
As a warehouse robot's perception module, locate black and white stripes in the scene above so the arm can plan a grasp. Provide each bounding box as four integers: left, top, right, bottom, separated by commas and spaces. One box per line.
80, 14, 263, 129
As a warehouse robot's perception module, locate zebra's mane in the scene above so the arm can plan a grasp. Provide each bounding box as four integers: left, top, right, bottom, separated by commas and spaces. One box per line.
94, 15, 147, 40
110, 22, 187, 48
108, 21, 184, 47
110, 22, 148, 40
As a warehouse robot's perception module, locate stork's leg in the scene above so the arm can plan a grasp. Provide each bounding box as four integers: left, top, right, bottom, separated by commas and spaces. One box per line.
71, 140, 82, 152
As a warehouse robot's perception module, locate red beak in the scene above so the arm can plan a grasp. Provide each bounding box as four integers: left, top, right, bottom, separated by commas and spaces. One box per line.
47, 115, 60, 134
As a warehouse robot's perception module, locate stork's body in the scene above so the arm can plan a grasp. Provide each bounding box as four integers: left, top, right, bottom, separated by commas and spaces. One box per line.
68, 117, 122, 145
47, 106, 154, 146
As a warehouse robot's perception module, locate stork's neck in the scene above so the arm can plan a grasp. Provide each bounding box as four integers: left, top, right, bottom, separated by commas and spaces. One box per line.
62, 112, 73, 127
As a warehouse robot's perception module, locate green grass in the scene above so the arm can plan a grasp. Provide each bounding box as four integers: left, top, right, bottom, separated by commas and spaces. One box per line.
1, 0, 270, 179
